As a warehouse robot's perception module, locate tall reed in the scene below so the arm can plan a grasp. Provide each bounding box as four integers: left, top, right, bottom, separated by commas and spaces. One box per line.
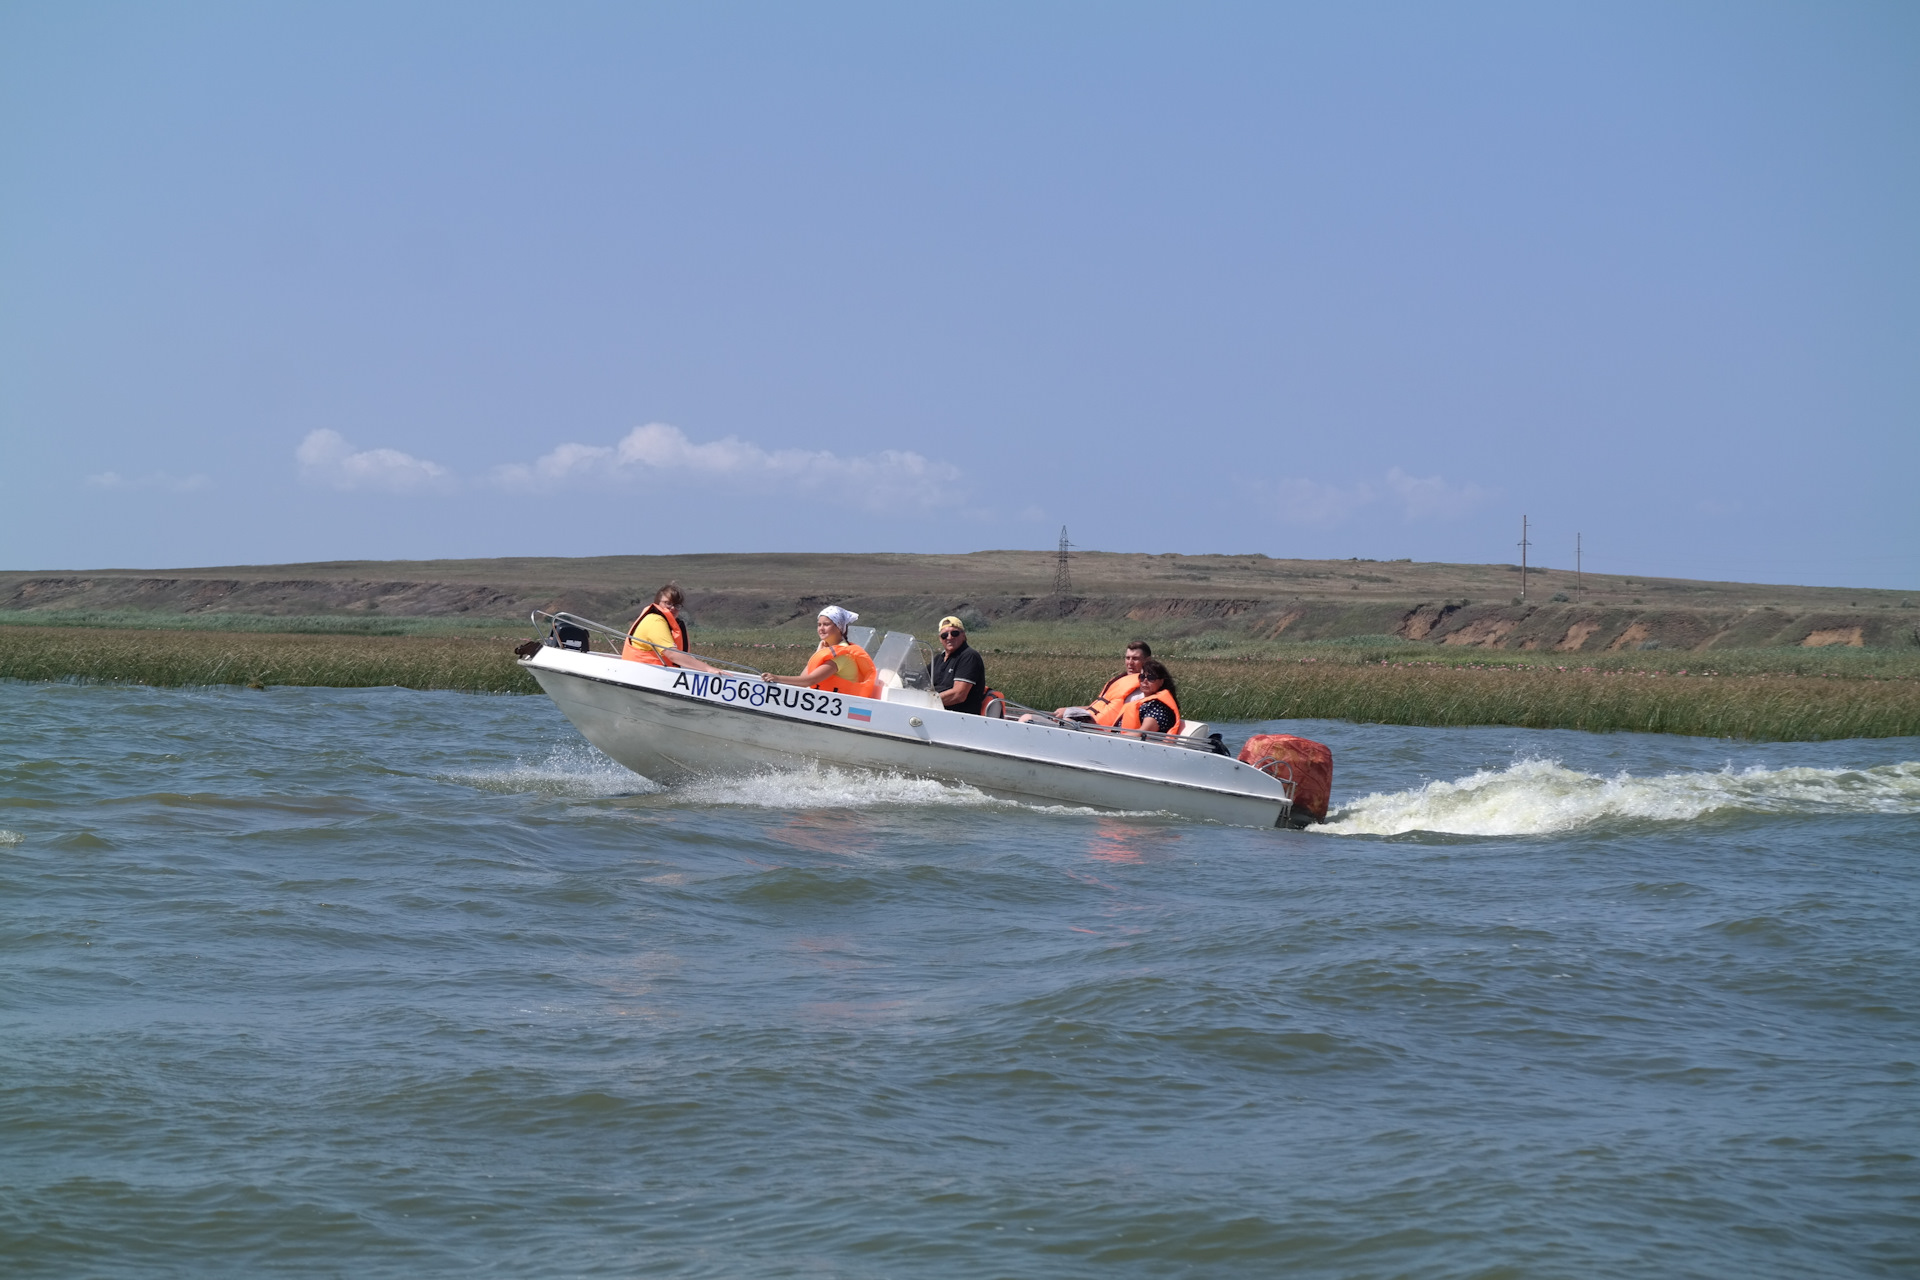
6, 627, 1917, 740
0, 627, 537, 693
944, 653, 1920, 741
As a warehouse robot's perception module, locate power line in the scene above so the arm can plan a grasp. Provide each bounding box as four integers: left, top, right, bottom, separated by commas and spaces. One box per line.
1518, 515, 1532, 599
1054, 526, 1073, 595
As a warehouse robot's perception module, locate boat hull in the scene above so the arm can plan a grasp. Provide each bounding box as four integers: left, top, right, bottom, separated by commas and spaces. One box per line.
524, 649, 1296, 828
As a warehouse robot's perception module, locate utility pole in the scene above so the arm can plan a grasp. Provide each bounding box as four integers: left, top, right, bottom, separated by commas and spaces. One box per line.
1054, 526, 1073, 596
1576, 532, 1583, 601
1518, 515, 1531, 600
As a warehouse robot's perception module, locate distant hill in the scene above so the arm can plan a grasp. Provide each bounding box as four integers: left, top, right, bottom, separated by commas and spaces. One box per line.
3, 552, 1915, 652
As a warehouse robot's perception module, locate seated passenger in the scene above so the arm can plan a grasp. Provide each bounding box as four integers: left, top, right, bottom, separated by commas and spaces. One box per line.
1040, 640, 1151, 723
622, 583, 717, 671
1119, 659, 1181, 736
931, 615, 986, 714
762, 606, 879, 699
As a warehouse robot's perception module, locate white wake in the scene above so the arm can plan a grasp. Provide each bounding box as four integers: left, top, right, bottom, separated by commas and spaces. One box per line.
450, 747, 1013, 811
671, 763, 1011, 810
446, 741, 660, 798
1319, 758, 1920, 837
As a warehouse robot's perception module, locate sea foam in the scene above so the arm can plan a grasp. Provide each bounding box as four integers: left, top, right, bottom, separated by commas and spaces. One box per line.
671, 763, 1010, 811
1320, 757, 1920, 837
446, 740, 659, 798
449, 744, 1011, 810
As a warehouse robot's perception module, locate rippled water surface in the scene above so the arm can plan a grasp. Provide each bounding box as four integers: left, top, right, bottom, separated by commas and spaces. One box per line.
3, 683, 1917, 1278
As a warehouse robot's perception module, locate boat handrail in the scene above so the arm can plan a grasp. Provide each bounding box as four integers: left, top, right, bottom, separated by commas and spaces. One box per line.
996, 696, 1225, 754
528, 610, 766, 676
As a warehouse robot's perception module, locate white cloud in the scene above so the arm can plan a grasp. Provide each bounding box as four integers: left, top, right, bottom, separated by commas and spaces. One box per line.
297, 430, 449, 492
1264, 467, 1492, 526
494, 422, 965, 512
1272, 477, 1377, 527
86, 470, 211, 493
1384, 467, 1492, 521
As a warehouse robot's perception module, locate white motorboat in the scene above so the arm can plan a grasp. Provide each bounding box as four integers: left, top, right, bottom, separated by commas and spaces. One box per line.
518, 613, 1304, 828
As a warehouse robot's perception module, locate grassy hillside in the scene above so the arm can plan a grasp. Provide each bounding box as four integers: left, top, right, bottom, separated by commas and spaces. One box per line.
3, 551, 1916, 653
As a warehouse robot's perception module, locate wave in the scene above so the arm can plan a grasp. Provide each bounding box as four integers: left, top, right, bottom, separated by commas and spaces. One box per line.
449, 744, 1159, 818
448, 745, 1017, 811
1320, 758, 1920, 837
0, 829, 22, 846
671, 763, 1011, 811
446, 741, 660, 798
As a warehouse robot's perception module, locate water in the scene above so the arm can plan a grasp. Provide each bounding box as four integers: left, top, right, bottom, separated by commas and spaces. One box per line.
3, 682, 1917, 1278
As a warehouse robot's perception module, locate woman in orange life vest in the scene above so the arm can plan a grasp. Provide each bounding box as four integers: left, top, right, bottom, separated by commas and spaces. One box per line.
760, 605, 879, 699
1117, 658, 1182, 737
622, 583, 718, 671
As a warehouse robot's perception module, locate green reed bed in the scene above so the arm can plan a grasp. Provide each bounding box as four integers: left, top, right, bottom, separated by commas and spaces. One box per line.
970, 653, 1920, 741
1295, 641, 1920, 681
0, 626, 538, 693
6, 626, 1918, 740
1206, 661, 1919, 740
0, 609, 522, 637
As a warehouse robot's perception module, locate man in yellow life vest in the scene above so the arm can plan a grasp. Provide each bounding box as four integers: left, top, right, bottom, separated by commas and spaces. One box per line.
622, 583, 718, 671
761, 605, 879, 699
1052, 640, 1152, 724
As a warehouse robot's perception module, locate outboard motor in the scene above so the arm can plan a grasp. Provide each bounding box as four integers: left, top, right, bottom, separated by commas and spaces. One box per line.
555, 623, 591, 653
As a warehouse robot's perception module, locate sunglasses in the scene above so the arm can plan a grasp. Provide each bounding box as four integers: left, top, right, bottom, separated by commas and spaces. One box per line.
940, 629, 964, 639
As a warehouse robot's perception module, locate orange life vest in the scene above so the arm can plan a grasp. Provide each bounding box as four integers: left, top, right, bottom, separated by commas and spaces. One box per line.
622, 604, 689, 665
1119, 689, 1181, 735
808, 641, 879, 699
1090, 672, 1142, 726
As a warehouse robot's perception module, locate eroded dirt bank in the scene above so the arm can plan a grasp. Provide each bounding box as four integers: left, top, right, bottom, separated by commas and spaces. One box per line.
3, 552, 1914, 652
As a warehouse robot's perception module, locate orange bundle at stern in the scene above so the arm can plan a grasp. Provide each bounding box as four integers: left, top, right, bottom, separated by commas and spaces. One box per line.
1238, 734, 1333, 825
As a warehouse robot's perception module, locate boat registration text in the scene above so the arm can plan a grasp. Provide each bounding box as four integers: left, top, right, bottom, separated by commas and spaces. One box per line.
671, 670, 851, 720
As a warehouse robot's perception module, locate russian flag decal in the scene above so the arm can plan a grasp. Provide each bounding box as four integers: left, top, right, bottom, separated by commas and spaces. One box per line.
847, 707, 872, 723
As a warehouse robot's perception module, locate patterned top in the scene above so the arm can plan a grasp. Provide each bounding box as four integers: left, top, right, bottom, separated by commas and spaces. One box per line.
1137, 696, 1177, 732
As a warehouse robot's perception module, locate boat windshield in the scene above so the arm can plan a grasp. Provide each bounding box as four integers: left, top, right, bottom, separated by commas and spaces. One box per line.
846, 624, 878, 652
870, 631, 933, 689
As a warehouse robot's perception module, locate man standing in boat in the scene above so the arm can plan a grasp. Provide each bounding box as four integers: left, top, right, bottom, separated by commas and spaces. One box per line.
931, 614, 987, 715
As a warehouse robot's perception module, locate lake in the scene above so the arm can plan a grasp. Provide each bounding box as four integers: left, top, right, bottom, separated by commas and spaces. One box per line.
3, 682, 1916, 1277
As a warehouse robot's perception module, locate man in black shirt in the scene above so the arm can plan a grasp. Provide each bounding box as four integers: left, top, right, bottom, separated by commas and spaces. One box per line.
931, 614, 987, 714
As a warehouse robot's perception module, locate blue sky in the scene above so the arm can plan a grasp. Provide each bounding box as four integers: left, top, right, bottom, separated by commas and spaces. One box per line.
3, 2, 1915, 587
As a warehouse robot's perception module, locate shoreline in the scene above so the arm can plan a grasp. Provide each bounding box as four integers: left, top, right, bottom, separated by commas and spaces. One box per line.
5, 626, 1916, 742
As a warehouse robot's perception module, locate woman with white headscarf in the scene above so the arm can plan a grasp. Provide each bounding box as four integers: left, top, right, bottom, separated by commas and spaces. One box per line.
761, 606, 879, 699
